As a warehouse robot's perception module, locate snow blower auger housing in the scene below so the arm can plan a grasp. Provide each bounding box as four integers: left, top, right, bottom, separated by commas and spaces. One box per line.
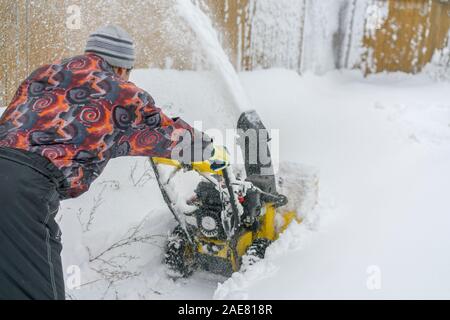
151, 111, 301, 278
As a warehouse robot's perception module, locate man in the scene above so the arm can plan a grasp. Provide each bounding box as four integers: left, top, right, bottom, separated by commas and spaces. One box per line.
0, 25, 213, 300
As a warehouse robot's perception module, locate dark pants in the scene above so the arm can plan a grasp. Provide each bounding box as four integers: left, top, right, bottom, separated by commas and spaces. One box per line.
0, 147, 65, 300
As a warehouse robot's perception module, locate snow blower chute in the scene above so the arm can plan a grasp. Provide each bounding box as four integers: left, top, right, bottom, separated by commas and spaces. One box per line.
150, 111, 301, 278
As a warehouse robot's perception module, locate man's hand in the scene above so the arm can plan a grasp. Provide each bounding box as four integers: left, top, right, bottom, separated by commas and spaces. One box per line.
208, 146, 230, 172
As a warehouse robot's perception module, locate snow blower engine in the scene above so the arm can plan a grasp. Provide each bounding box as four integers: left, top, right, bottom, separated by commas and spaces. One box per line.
150, 111, 300, 278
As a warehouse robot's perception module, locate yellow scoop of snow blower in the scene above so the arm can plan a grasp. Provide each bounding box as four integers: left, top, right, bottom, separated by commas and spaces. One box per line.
152, 145, 230, 175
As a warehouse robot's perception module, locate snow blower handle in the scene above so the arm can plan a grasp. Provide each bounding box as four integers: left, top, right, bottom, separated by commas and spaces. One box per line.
209, 146, 231, 172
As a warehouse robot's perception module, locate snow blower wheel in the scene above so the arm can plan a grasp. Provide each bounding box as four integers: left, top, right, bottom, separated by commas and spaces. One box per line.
165, 226, 196, 278
245, 238, 272, 266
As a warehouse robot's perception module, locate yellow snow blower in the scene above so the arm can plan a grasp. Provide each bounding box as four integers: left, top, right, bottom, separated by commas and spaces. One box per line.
151, 111, 301, 278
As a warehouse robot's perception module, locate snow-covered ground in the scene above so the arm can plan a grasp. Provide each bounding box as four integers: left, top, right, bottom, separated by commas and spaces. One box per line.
1, 68, 449, 299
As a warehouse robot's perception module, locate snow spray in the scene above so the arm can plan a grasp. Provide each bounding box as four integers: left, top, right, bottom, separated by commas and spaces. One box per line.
175, 0, 252, 129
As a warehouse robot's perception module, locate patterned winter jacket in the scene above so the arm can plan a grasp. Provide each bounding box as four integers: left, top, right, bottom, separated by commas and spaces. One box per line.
0, 53, 207, 199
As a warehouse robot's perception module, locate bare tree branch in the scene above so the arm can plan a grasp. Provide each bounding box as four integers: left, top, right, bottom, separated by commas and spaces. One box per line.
77, 184, 108, 233
129, 160, 155, 187
88, 218, 158, 262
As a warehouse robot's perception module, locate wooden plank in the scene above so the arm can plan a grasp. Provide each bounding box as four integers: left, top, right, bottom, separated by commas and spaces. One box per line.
0, 0, 18, 106
362, 0, 450, 74
416, 0, 432, 72
420, 0, 435, 68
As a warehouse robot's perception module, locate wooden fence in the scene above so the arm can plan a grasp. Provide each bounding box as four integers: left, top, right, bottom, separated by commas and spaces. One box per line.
362, 0, 450, 74
1, 0, 449, 106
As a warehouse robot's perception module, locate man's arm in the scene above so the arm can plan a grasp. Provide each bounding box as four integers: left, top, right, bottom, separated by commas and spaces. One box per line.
114, 89, 213, 162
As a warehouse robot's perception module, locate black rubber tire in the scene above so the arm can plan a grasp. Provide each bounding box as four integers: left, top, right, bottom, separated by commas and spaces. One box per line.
245, 238, 272, 266
165, 226, 196, 278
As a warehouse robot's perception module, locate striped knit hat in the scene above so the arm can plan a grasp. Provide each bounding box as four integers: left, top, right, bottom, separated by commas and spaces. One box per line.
85, 25, 135, 70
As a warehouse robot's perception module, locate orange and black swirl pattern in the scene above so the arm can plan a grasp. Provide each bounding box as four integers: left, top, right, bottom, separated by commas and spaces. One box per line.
0, 54, 195, 199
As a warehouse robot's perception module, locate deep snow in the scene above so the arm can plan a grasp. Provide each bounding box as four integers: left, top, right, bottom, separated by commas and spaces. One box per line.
217, 69, 450, 299
1, 68, 449, 299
